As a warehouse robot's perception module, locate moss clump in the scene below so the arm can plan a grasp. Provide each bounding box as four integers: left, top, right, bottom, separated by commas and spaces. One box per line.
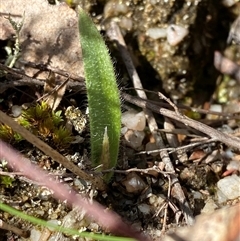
0, 175, 14, 188
0, 102, 73, 150
0, 123, 23, 142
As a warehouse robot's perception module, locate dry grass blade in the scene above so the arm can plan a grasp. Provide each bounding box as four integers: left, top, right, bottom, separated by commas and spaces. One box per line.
0, 110, 106, 190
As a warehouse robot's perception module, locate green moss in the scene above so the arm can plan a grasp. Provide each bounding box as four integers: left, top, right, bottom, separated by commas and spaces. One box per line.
0, 123, 23, 142
0, 175, 14, 188
52, 126, 74, 150
0, 102, 73, 150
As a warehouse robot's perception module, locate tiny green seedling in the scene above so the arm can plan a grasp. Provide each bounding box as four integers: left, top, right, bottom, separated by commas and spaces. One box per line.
78, 9, 121, 182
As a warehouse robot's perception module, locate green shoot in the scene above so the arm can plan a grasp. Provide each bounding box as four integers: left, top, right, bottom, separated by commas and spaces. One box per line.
78, 9, 121, 181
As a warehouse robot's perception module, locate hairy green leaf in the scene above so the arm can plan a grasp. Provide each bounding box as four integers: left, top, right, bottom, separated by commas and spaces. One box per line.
78, 9, 121, 181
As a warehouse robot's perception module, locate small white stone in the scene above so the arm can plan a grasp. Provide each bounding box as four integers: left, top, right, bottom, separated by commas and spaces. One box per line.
221, 0, 236, 7
210, 104, 222, 112
138, 203, 151, 215
227, 160, 240, 171
121, 110, 146, 131
192, 190, 203, 199
122, 172, 147, 193
46, 220, 61, 231
38, 188, 52, 201
124, 129, 145, 149
30, 228, 41, 241
11, 105, 22, 117
216, 188, 228, 203
201, 198, 218, 214
146, 28, 167, 40
206, 104, 222, 120
217, 175, 240, 202
148, 194, 165, 207
167, 24, 189, 46
119, 16, 133, 31
104, 0, 128, 18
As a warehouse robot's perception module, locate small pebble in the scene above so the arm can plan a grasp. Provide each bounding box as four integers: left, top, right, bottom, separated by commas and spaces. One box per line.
46, 220, 60, 231
119, 16, 133, 31
138, 203, 151, 215
192, 190, 203, 199
227, 159, 240, 172
148, 194, 165, 207
11, 105, 22, 117
104, 0, 129, 18
121, 110, 146, 131
206, 104, 222, 120
217, 175, 240, 202
38, 188, 52, 201
145, 142, 159, 156
124, 129, 145, 149
30, 228, 41, 241
201, 198, 218, 214
221, 0, 236, 7
122, 172, 147, 193
146, 27, 167, 40
167, 24, 189, 46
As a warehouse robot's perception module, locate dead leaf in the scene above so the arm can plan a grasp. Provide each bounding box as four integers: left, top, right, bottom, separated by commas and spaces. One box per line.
0, 0, 84, 81
42, 71, 68, 110
188, 150, 205, 161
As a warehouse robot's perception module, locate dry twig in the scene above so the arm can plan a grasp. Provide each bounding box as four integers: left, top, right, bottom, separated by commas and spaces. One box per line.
0, 219, 29, 238
125, 87, 240, 120
0, 63, 85, 93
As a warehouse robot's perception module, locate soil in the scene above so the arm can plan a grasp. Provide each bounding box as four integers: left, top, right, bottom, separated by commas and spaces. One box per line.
0, 1, 240, 241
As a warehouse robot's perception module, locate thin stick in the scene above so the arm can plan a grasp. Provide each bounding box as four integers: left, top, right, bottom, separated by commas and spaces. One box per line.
158, 92, 180, 116
8, 61, 85, 83
111, 167, 174, 175
37, 73, 70, 103
162, 175, 171, 233
137, 138, 215, 155
124, 87, 240, 119
0, 219, 29, 238
0, 63, 85, 93
107, 21, 195, 225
